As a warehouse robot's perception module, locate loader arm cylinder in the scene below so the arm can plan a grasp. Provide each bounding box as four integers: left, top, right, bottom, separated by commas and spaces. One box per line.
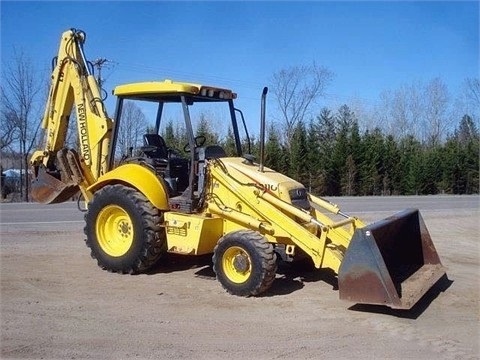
255, 189, 327, 230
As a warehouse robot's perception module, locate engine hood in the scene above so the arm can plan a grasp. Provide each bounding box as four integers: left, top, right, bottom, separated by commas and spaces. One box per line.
213, 157, 308, 207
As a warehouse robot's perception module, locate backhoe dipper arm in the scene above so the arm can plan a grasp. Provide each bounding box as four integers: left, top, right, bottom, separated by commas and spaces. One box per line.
30, 29, 112, 204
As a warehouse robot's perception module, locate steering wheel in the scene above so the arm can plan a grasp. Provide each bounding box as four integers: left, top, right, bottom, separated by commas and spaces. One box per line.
183, 135, 206, 152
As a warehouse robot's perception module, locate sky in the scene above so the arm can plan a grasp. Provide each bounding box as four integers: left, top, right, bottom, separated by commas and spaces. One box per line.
1, 1, 479, 134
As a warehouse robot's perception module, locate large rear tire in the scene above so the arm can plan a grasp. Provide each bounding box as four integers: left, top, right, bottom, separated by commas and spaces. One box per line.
213, 230, 277, 296
84, 184, 166, 274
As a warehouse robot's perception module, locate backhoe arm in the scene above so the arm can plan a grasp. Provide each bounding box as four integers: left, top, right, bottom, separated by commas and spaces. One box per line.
30, 29, 112, 204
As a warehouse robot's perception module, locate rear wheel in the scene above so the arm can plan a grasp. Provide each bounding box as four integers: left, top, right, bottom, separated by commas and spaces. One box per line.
84, 184, 166, 274
213, 230, 277, 296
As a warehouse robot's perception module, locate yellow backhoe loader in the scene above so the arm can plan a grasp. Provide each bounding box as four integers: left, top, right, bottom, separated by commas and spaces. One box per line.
30, 29, 446, 309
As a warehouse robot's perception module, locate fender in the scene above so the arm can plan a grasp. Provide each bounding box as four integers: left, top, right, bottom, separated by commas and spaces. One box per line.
87, 163, 169, 210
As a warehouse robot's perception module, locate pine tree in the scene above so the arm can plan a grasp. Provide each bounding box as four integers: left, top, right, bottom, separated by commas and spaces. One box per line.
398, 136, 423, 195
314, 107, 337, 195
196, 113, 219, 145
161, 119, 186, 154
360, 128, 383, 195
223, 127, 237, 156
246, 134, 260, 159
343, 154, 357, 195
163, 120, 176, 148
346, 120, 361, 195
456, 114, 478, 143
289, 121, 309, 185
442, 115, 480, 194
383, 134, 401, 195
334, 105, 357, 195
316, 107, 336, 143
441, 137, 461, 193
419, 146, 442, 194
265, 123, 285, 172
306, 120, 321, 194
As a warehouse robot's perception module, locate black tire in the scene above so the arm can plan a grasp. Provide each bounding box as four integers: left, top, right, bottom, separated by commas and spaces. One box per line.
84, 184, 166, 274
212, 230, 277, 296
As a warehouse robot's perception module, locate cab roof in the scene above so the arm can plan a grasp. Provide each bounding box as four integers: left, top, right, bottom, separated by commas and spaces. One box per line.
113, 79, 237, 101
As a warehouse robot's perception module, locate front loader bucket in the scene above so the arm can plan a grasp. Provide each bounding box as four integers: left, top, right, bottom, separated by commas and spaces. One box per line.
31, 166, 78, 204
338, 209, 446, 309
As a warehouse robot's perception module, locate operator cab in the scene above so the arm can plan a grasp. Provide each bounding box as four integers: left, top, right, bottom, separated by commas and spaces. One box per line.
110, 79, 248, 213
141, 133, 189, 195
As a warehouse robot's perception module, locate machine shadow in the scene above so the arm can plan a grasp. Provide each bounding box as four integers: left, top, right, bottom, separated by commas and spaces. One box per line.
347, 274, 453, 319
265, 262, 339, 296
146, 255, 451, 317
146, 255, 338, 296
146, 253, 214, 276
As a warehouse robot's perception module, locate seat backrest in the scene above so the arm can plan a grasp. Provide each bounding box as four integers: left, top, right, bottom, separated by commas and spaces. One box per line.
143, 134, 168, 159
204, 145, 227, 159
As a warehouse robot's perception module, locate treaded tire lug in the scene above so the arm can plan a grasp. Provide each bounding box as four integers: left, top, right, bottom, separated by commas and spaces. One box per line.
213, 230, 277, 296
84, 184, 166, 274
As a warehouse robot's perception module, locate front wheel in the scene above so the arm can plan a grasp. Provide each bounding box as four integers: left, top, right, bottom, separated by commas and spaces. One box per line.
84, 184, 166, 274
213, 230, 277, 296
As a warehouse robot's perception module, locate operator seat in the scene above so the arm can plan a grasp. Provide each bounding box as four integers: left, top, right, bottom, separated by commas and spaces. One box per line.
142, 134, 169, 160
142, 133, 189, 195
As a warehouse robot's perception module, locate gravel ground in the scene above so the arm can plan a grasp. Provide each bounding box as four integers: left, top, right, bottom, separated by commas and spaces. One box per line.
1, 195, 479, 359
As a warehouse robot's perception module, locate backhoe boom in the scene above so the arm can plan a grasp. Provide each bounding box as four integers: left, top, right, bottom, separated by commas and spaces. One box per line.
30, 29, 112, 203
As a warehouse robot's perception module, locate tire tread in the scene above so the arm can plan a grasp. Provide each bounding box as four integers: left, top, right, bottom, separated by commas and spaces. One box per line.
84, 184, 166, 274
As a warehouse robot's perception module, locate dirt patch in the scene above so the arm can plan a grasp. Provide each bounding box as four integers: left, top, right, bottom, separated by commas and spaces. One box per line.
1, 196, 479, 359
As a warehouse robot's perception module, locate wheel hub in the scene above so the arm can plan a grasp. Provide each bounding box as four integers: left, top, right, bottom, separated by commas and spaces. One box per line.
118, 221, 131, 237
222, 246, 252, 284
233, 254, 250, 273
96, 205, 134, 257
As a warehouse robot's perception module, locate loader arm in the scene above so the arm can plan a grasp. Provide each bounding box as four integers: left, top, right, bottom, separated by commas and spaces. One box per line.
205, 157, 445, 309
206, 157, 365, 271
30, 29, 112, 204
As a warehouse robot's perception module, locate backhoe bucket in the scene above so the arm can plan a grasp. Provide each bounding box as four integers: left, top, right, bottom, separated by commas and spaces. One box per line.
338, 209, 445, 309
31, 166, 78, 204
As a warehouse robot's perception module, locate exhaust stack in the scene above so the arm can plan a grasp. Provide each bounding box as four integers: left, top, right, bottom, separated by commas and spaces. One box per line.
259, 87, 268, 173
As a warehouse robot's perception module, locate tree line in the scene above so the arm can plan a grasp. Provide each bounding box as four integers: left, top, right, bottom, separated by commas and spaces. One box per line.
157, 104, 479, 196
264, 106, 479, 196
1, 52, 479, 200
